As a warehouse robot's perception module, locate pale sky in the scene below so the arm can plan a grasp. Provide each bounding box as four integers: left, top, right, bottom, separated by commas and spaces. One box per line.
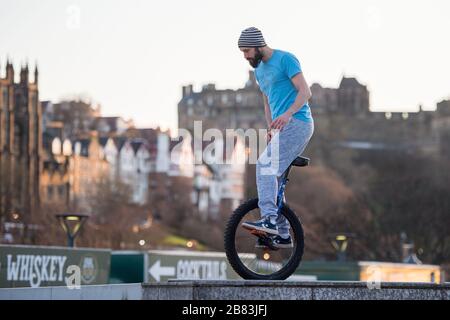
1, 0, 449, 132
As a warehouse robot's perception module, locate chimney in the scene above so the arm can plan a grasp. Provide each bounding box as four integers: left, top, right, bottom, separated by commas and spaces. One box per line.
202, 83, 216, 91
20, 63, 29, 84
34, 63, 39, 85
182, 84, 193, 98
6, 59, 14, 83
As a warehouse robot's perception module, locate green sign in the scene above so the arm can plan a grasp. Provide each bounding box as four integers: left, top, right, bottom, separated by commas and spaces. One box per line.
146, 250, 255, 282
110, 250, 254, 283
0, 245, 111, 288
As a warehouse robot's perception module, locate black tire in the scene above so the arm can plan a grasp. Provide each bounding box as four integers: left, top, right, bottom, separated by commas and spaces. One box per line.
224, 198, 304, 280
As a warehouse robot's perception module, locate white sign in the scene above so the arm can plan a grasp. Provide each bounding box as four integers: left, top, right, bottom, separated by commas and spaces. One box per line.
6, 254, 67, 288
149, 260, 176, 282
148, 259, 228, 282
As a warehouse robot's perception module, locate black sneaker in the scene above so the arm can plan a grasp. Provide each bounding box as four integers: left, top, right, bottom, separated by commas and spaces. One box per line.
255, 235, 293, 249
242, 217, 279, 235
255, 237, 270, 249
272, 235, 293, 249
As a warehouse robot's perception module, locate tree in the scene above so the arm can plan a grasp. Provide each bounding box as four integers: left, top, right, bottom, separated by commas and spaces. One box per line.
286, 164, 374, 261
358, 149, 450, 264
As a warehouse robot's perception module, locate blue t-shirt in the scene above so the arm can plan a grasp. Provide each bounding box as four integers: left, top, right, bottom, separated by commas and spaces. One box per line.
255, 49, 313, 123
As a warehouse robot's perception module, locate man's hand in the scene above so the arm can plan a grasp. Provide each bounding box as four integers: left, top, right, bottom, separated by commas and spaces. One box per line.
270, 112, 292, 131
266, 129, 273, 143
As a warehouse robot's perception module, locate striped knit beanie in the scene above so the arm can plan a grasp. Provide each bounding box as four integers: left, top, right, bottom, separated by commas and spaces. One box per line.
238, 27, 267, 48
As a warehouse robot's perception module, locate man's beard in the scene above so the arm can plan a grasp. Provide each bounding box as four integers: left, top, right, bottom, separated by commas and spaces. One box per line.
248, 48, 263, 68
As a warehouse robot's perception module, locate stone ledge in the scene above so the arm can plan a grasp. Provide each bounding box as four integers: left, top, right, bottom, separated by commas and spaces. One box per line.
143, 281, 450, 300
0, 281, 448, 300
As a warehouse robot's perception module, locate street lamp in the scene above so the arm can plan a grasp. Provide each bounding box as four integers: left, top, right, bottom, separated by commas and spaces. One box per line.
56, 213, 89, 247
400, 232, 422, 264
12, 212, 20, 221
329, 233, 355, 262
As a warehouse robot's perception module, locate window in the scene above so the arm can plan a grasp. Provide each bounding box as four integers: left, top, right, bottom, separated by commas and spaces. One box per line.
207, 96, 214, 106
221, 94, 228, 104
2, 88, 8, 108
52, 138, 62, 155
74, 142, 81, 155
47, 186, 54, 199
14, 124, 21, 155
5, 109, 10, 145
62, 140, 72, 156
58, 185, 65, 198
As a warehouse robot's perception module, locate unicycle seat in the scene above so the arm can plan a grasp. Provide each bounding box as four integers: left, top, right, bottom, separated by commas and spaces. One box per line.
291, 156, 310, 167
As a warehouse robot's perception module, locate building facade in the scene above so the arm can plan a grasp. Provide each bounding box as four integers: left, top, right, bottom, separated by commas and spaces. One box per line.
178, 71, 267, 136
41, 99, 101, 140
70, 132, 110, 212
0, 60, 42, 229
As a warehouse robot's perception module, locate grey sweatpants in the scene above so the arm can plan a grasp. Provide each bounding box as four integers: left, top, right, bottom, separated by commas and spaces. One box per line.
256, 117, 314, 236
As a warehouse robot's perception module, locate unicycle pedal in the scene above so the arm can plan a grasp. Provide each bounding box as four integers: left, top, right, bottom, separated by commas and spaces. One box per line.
249, 230, 279, 251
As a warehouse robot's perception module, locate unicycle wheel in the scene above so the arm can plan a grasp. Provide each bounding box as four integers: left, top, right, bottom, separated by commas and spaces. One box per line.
224, 198, 304, 280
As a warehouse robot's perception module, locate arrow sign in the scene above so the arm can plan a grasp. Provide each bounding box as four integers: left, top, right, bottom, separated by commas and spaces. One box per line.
149, 260, 176, 281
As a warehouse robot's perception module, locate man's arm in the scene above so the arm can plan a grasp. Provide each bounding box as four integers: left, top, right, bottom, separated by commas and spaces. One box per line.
262, 93, 274, 142
285, 72, 312, 118
262, 93, 272, 128
270, 72, 312, 130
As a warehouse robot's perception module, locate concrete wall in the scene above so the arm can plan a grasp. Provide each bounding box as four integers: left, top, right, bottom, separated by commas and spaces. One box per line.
0, 283, 142, 300
1, 281, 449, 300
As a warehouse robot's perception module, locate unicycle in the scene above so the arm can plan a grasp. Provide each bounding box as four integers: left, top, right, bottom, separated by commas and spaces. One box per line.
224, 156, 309, 280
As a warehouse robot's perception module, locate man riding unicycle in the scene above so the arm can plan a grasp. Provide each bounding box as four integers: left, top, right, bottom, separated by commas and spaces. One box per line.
238, 27, 314, 246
